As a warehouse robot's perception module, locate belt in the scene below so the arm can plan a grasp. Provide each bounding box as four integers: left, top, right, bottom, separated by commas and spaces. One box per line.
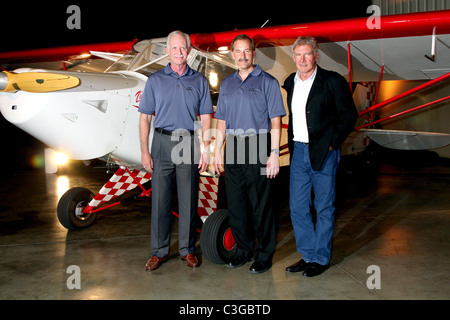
295, 141, 309, 145
155, 127, 194, 136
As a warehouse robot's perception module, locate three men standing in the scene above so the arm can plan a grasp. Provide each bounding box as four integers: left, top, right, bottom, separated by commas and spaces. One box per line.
139, 32, 357, 277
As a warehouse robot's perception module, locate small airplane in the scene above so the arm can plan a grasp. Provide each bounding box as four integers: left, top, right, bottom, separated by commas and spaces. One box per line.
1, 9, 449, 264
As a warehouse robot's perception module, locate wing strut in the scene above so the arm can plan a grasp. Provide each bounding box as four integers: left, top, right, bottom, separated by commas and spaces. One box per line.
347, 41, 353, 92
356, 96, 450, 130
425, 27, 437, 62
358, 72, 450, 126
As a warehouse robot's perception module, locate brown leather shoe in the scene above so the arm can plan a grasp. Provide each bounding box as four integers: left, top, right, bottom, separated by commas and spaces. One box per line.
181, 253, 199, 268
145, 256, 167, 271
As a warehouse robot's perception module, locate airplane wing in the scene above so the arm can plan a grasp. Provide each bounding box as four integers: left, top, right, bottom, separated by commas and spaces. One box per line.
191, 10, 450, 81
0, 41, 136, 72
192, 10, 450, 153
191, 10, 450, 51
2, 11, 448, 79
0, 41, 135, 63
2, 11, 448, 81
361, 129, 450, 150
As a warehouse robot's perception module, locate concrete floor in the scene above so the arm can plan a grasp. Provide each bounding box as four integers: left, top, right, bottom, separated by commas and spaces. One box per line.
0, 149, 449, 301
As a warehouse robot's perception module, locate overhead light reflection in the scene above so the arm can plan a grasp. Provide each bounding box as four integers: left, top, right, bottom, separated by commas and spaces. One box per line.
55, 152, 69, 165
57, 176, 69, 198
45, 148, 69, 173
79, 53, 92, 59
218, 46, 230, 54
209, 71, 218, 87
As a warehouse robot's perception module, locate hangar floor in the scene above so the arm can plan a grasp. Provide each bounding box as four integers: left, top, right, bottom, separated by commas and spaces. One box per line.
0, 149, 449, 301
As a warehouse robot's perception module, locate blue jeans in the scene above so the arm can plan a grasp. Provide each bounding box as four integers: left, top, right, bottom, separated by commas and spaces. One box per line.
289, 142, 340, 265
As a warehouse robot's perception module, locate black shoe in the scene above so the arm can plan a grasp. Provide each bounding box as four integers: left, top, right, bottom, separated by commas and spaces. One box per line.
286, 259, 311, 273
249, 261, 271, 274
302, 263, 329, 277
226, 256, 252, 268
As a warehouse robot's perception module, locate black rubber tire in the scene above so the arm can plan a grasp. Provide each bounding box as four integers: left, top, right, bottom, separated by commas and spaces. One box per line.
57, 187, 95, 230
200, 209, 236, 264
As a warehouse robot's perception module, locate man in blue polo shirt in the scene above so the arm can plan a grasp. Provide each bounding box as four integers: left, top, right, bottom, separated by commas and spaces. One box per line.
213, 34, 286, 274
139, 30, 213, 271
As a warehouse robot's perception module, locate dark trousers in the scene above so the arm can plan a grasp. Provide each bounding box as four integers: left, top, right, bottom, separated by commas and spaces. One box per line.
150, 131, 199, 258
224, 134, 276, 264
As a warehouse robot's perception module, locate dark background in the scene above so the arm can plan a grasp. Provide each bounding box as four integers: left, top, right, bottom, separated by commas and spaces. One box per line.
1, 1, 372, 51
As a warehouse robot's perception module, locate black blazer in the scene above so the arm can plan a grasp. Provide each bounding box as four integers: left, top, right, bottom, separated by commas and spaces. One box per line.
283, 66, 358, 171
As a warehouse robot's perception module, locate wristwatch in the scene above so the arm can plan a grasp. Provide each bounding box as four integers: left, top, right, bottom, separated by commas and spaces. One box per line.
271, 149, 280, 155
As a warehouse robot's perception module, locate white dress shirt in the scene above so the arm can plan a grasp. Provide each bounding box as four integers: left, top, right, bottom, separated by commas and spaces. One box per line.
291, 66, 317, 143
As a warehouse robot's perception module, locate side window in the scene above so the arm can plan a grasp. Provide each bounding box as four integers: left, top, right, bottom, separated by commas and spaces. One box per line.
192, 54, 236, 107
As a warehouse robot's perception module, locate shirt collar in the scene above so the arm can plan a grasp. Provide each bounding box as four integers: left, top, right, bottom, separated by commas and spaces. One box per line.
294, 65, 317, 83
164, 63, 194, 77
232, 64, 262, 80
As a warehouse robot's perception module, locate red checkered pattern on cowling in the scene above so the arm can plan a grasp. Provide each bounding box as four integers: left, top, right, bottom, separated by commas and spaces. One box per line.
361, 81, 376, 108
198, 176, 219, 217
87, 167, 151, 208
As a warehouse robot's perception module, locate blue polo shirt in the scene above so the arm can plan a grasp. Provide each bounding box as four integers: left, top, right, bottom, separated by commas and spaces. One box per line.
138, 63, 213, 131
215, 65, 286, 133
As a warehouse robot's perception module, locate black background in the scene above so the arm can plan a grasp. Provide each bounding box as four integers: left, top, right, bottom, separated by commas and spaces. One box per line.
1, 1, 372, 51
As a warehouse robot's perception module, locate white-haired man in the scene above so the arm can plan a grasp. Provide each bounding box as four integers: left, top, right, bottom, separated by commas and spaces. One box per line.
139, 30, 213, 271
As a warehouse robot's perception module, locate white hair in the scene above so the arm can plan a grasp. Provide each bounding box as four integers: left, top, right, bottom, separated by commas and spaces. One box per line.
167, 30, 191, 49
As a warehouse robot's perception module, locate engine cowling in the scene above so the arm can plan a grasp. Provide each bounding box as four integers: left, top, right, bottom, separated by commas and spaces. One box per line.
0, 69, 146, 162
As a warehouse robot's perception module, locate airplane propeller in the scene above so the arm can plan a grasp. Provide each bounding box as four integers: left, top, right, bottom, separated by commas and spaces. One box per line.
0, 71, 80, 93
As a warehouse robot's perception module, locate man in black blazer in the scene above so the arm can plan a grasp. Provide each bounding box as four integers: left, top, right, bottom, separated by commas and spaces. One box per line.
283, 36, 358, 277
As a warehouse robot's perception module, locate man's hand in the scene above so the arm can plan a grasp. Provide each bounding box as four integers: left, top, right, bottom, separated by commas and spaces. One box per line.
198, 151, 210, 173
266, 152, 279, 179
213, 152, 224, 175
142, 152, 153, 173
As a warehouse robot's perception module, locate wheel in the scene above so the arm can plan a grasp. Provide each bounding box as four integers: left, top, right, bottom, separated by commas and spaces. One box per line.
200, 209, 236, 264
57, 187, 96, 230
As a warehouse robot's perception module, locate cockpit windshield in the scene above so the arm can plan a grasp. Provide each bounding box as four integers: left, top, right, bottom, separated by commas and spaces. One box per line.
106, 39, 170, 75
106, 38, 237, 104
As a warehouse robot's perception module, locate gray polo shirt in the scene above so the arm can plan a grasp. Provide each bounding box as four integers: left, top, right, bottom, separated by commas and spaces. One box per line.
215, 65, 286, 134
138, 63, 213, 131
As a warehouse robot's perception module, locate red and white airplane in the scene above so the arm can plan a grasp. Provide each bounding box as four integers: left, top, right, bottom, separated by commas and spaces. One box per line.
0, 9, 449, 264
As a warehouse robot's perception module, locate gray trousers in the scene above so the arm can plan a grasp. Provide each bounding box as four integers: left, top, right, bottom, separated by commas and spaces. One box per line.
150, 131, 199, 258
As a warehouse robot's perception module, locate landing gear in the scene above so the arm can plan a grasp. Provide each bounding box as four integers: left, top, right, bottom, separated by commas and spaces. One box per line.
200, 209, 236, 264
55, 168, 235, 265
57, 187, 96, 230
